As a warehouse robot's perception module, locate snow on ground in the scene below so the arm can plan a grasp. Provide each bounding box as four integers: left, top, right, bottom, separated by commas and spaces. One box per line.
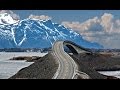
0, 61, 33, 79
98, 71, 120, 78
0, 52, 47, 61
0, 52, 47, 79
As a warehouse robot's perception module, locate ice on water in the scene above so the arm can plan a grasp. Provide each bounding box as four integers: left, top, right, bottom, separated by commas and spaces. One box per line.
0, 52, 47, 79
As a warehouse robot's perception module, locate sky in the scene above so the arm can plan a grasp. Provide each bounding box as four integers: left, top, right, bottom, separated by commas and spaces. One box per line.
13, 10, 120, 23
5, 10, 120, 49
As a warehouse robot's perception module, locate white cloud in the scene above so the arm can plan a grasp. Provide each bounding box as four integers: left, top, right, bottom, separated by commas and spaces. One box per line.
100, 13, 113, 33
0, 10, 20, 20
29, 14, 52, 20
62, 17, 100, 32
62, 13, 120, 49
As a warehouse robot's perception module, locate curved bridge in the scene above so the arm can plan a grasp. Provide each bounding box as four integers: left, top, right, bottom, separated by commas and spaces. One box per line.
52, 40, 92, 79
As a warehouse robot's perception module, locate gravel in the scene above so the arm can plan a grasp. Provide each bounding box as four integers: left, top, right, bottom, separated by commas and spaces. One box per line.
70, 53, 120, 79
9, 53, 58, 79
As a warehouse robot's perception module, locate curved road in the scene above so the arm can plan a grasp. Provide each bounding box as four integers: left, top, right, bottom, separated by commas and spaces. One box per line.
52, 41, 91, 79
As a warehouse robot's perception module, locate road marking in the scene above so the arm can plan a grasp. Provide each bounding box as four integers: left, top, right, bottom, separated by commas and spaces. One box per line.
52, 41, 91, 79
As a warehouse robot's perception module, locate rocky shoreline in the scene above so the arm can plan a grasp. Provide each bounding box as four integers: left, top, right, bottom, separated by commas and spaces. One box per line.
10, 56, 42, 62
9, 53, 58, 79
9, 52, 120, 79
70, 53, 120, 79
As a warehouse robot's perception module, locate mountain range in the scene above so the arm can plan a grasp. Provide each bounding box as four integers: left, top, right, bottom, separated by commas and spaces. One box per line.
0, 12, 103, 49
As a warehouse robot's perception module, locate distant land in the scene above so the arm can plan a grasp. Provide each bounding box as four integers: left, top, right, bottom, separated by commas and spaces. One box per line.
1, 47, 120, 53
0, 47, 51, 52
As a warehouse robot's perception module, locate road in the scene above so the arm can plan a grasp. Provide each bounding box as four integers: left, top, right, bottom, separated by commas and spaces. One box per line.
52, 40, 91, 79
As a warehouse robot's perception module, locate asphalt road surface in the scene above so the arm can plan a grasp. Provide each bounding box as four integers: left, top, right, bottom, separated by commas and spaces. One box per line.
52, 41, 90, 79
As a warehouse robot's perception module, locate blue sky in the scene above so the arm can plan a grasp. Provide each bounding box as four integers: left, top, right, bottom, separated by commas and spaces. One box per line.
11, 10, 120, 49
13, 10, 120, 23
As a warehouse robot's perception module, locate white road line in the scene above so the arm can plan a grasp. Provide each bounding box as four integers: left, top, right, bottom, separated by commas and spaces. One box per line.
52, 41, 91, 79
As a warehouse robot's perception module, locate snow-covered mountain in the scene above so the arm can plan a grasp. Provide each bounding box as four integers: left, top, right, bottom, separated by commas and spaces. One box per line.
0, 12, 103, 49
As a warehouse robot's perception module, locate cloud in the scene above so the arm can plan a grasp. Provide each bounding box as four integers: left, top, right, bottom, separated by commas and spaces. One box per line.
62, 13, 120, 49
100, 13, 113, 33
29, 14, 52, 20
62, 17, 101, 32
0, 10, 20, 20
